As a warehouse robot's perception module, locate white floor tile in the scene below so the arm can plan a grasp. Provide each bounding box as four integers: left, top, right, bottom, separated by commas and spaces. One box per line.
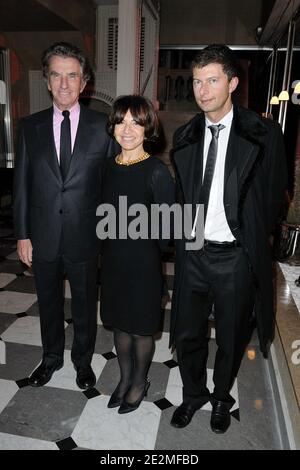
72, 394, 161, 450
64, 280, 71, 299
47, 351, 106, 391
165, 366, 182, 406
2, 315, 69, 347
164, 262, 174, 276
96, 301, 103, 325
2, 316, 42, 346
0, 432, 58, 450
153, 332, 173, 362
165, 368, 239, 411
0, 291, 37, 314
208, 326, 216, 339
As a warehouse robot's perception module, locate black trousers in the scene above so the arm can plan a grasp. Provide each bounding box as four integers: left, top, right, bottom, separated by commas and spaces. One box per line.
175, 244, 255, 406
33, 255, 98, 368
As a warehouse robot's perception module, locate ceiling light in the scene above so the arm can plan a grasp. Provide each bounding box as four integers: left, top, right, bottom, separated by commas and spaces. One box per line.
270, 95, 279, 105
278, 90, 289, 101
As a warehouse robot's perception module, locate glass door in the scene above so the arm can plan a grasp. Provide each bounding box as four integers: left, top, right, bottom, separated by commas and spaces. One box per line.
0, 48, 14, 168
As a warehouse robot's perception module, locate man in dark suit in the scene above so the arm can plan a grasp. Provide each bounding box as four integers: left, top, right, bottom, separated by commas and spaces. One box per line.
170, 44, 287, 433
14, 42, 116, 390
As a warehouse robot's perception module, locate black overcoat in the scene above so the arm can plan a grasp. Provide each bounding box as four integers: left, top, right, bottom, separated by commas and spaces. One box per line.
170, 105, 287, 355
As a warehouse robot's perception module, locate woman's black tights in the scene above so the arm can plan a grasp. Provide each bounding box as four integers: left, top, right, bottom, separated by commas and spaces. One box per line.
114, 328, 154, 404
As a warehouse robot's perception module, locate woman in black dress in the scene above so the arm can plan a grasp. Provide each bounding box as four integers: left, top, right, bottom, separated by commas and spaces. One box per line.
100, 95, 174, 413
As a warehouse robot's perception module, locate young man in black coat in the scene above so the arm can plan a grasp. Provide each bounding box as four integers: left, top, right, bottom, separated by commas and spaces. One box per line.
14, 42, 116, 390
170, 44, 287, 433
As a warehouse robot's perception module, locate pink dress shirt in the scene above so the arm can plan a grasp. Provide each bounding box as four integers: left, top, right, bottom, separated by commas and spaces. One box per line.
53, 102, 80, 161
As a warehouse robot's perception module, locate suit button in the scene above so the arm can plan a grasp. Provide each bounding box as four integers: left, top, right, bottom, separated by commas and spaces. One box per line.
59, 209, 63, 214
61, 187, 65, 192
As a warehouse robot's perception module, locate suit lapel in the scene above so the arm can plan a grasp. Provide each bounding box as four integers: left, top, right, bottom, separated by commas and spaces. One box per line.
36, 108, 62, 183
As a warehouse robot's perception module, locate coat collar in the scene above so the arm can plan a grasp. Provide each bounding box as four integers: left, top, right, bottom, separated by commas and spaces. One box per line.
171, 104, 269, 204
172, 104, 269, 151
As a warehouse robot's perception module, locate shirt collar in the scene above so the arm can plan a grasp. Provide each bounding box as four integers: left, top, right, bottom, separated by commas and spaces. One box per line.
53, 101, 80, 118
205, 106, 233, 129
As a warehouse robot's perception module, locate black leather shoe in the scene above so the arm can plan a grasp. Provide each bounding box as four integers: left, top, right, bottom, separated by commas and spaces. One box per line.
28, 361, 63, 387
76, 365, 96, 390
210, 399, 231, 434
118, 379, 150, 414
170, 403, 198, 428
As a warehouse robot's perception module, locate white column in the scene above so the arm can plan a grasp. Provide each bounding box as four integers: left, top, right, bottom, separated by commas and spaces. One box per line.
116, 0, 140, 96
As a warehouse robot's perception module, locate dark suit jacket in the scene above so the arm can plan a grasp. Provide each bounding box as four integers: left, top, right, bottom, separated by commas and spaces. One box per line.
170, 104, 287, 355
13, 105, 117, 262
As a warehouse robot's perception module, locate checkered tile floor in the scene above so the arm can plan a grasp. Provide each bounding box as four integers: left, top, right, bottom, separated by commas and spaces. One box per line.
0, 224, 284, 450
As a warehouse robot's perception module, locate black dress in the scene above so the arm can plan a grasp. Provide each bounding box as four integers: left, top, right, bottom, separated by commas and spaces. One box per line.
100, 155, 175, 335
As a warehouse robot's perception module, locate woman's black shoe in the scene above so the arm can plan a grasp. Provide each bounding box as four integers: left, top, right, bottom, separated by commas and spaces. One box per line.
107, 384, 127, 408
118, 379, 150, 414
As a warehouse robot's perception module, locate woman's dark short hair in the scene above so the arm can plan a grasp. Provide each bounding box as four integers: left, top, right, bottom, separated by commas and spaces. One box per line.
41, 42, 92, 82
108, 95, 159, 141
191, 44, 241, 81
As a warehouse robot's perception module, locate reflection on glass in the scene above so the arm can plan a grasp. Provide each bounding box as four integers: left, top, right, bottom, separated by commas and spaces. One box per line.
247, 349, 256, 361
0, 104, 5, 162
254, 399, 263, 410
0, 49, 13, 167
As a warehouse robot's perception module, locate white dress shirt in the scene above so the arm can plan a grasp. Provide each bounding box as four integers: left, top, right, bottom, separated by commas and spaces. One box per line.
203, 108, 235, 241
